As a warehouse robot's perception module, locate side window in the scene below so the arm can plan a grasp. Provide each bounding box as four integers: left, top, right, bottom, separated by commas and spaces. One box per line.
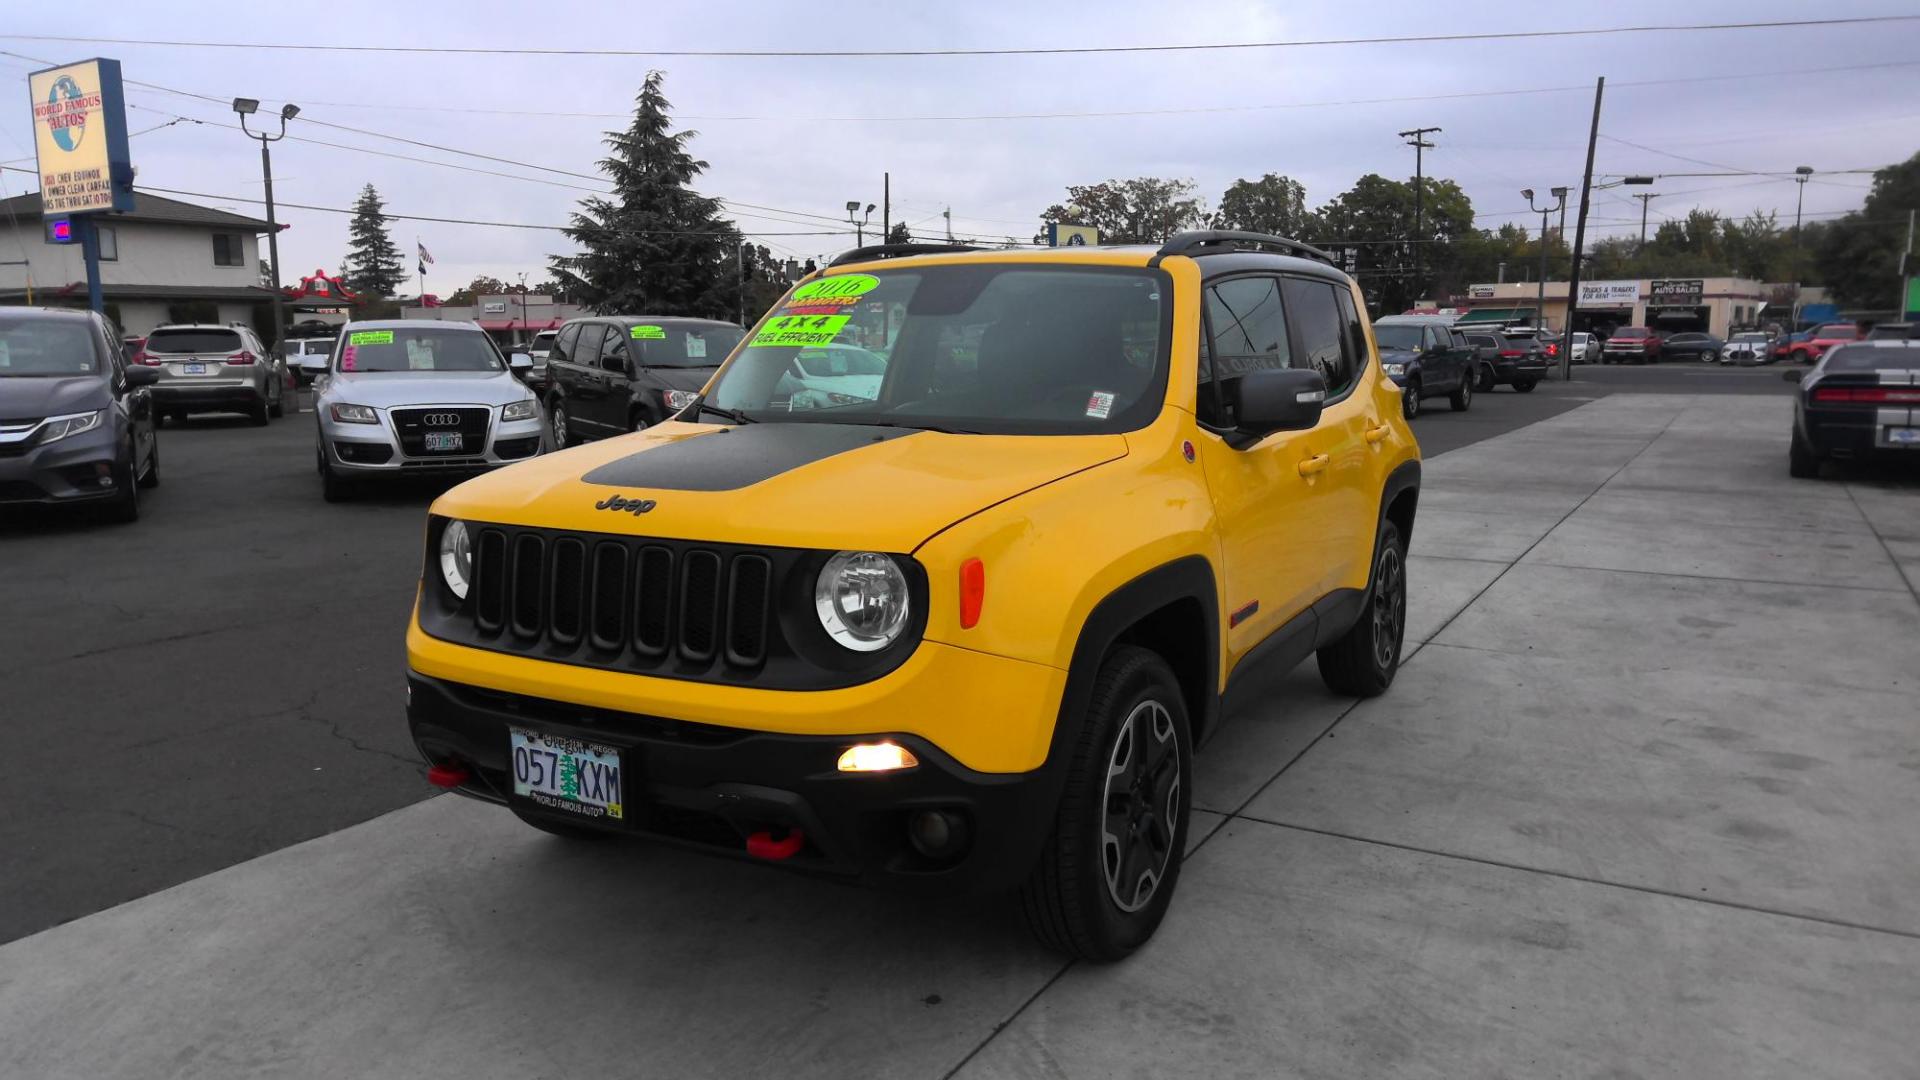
1421, 326, 1442, 351
599, 330, 628, 372
1282, 277, 1353, 398
1450, 330, 1469, 350
552, 323, 581, 364
572, 323, 606, 369
1334, 287, 1369, 376
1200, 276, 1290, 426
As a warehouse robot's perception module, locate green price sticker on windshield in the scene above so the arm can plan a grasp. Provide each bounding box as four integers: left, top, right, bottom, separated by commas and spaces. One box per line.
791, 274, 879, 303
348, 330, 394, 346
630, 325, 666, 340
752, 314, 850, 348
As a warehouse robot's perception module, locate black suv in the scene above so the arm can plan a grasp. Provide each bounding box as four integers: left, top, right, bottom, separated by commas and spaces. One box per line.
544, 316, 744, 446
0, 308, 160, 522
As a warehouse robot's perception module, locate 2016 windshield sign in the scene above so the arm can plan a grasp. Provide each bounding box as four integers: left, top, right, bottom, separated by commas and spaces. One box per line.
27, 59, 134, 215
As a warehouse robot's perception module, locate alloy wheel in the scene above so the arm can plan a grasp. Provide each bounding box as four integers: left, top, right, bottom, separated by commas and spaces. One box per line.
1100, 699, 1181, 913
1371, 545, 1405, 670
551, 406, 569, 448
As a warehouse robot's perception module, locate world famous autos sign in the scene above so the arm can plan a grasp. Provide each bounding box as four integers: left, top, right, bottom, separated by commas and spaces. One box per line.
28, 58, 134, 215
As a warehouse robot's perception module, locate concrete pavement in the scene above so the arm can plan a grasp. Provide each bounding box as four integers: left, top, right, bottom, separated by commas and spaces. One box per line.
4, 393, 1917, 1079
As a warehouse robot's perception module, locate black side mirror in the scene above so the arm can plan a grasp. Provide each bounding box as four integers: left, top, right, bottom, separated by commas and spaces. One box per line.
124, 365, 160, 387
1229, 368, 1327, 447
1781, 369, 1805, 383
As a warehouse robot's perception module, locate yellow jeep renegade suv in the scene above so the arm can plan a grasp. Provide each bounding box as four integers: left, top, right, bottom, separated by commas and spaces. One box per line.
406, 231, 1421, 961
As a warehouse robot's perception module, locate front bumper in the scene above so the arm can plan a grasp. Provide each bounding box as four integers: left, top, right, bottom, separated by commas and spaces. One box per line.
319, 407, 545, 475
0, 425, 123, 505
406, 669, 1063, 893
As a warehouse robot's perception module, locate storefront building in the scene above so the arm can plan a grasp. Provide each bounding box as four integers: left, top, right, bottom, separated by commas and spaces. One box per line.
1453, 278, 1771, 338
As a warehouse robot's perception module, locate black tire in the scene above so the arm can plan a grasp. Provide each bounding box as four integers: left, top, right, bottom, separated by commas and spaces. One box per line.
1476, 365, 1496, 393
629, 412, 651, 435
1401, 380, 1421, 421
1512, 379, 1537, 393
137, 431, 160, 489
318, 445, 356, 503
1789, 429, 1821, 479
549, 398, 574, 448
104, 440, 140, 524
268, 382, 285, 418
249, 395, 270, 427
1317, 519, 1407, 698
1021, 645, 1192, 963
1701, 350, 1718, 364
1449, 374, 1473, 412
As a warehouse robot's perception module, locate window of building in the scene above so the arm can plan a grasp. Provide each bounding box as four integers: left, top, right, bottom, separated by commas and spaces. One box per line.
96, 225, 117, 262
212, 233, 245, 267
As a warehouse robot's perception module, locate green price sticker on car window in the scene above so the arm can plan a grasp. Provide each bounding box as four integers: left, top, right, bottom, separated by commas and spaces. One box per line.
752, 314, 851, 348
348, 330, 393, 345
791, 274, 879, 303
630, 325, 666, 340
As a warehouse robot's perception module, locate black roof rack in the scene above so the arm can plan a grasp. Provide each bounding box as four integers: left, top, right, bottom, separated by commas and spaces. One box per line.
1151, 230, 1336, 267
827, 242, 983, 267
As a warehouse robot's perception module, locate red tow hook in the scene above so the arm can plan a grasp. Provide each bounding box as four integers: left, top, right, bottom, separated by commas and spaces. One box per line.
746, 828, 805, 861
426, 763, 470, 789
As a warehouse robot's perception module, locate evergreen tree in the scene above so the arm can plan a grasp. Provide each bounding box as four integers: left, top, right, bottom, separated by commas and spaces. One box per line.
343, 184, 405, 298
551, 71, 741, 317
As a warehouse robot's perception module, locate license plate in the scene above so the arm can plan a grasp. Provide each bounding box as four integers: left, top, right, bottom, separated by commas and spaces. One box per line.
1889, 428, 1920, 445
510, 729, 624, 820
182, 362, 206, 375
424, 431, 464, 452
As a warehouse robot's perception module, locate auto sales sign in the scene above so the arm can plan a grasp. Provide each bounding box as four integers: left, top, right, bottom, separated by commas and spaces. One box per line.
28, 58, 134, 214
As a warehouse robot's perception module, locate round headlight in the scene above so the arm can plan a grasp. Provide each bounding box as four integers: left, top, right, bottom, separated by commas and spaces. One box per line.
440, 520, 473, 600
815, 551, 910, 652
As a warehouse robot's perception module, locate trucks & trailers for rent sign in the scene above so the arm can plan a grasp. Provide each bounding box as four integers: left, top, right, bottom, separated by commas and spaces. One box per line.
28, 58, 133, 215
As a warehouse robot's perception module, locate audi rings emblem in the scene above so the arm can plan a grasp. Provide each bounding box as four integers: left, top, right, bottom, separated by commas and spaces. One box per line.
421, 413, 462, 428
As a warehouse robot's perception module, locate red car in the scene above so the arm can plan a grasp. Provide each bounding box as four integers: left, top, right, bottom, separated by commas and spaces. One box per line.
1789, 323, 1862, 364
1600, 326, 1664, 364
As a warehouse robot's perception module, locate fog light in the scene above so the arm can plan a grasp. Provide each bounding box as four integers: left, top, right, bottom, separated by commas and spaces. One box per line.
837, 741, 918, 773
908, 808, 970, 859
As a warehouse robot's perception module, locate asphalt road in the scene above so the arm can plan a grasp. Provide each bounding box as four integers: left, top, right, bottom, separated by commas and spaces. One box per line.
0, 363, 1800, 943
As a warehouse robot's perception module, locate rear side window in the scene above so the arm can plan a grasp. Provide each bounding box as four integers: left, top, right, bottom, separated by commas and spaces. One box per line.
146, 328, 243, 354
552, 323, 581, 363
572, 323, 607, 367
1280, 277, 1353, 398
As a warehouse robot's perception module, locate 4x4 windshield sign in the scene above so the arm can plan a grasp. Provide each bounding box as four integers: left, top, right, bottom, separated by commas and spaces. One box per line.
753, 314, 850, 348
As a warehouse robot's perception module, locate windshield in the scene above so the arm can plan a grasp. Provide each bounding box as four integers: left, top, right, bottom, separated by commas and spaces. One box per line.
707, 265, 1169, 434
0, 319, 101, 377
630, 323, 743, 368
337, 327, 504, 373
1373, 324, 1423, 350
1614, 328, 1649, 339
1816, 324, 1857, 338
147, 328, 243, 354
795, 347, 888, 378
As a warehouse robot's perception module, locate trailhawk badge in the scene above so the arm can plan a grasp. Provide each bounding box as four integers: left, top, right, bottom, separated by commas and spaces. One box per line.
595, 494, 657, 515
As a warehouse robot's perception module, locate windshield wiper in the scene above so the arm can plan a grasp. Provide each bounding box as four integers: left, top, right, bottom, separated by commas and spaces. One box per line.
857, 420, 979, 436
688, 398, 756, 425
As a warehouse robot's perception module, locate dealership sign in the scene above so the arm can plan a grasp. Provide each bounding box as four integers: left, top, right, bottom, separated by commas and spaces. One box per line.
1578, 280, 1640, 307
1468, 285, 1496, 299
1650, 279, 1704, 308
28, 58, 134, 214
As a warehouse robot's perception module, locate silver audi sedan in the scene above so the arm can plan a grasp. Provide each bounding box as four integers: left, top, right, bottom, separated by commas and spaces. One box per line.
313, 319, 545, 501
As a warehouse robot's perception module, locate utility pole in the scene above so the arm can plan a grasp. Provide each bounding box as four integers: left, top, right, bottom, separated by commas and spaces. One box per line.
944, 207, 954, 244
1561, 78, 1606, 383
882, 172, 890, 243
1901, 209, 1915, 318
1793, 166, 1814, 242
1399, 126, 1440, 306
1633, 193, 1659, 249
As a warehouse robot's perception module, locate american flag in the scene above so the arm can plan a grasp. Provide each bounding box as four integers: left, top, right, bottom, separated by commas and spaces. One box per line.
417, 241, 434, 275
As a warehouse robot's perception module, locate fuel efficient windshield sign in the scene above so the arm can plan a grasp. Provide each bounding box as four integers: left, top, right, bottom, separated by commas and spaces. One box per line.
28, 58, 134, 214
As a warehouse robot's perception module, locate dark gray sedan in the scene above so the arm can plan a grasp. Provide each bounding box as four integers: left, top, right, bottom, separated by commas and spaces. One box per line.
1662, 332, 1726, 363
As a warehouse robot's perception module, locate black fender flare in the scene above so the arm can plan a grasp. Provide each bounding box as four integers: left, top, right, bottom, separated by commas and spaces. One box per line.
1045, 556, 1221, 779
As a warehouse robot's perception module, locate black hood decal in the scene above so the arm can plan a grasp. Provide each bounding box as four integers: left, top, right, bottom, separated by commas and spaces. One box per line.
580, 423, 919, 491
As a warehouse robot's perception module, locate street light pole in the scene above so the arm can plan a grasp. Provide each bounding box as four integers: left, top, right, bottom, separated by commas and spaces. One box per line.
845, 200, 874, 246
1523, 188, 1567, 343
1399, 126, 1441, 306
233, 98, 297, 352
1793, 166, 1814, 242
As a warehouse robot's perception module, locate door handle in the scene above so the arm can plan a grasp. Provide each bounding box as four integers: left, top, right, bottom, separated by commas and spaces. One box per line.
1365, 423, 1392, 444
1297, 454, 1330, 478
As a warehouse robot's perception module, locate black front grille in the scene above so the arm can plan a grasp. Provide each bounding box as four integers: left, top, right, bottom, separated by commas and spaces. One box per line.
391, 406, 491, 458
420, 521, 926, 690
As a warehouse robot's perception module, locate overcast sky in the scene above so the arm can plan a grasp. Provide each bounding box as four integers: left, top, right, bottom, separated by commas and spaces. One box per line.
3, 0, 1916, 294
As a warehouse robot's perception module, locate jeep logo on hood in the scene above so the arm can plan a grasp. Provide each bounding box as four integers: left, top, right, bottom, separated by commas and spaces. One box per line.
594, 494, 657, 515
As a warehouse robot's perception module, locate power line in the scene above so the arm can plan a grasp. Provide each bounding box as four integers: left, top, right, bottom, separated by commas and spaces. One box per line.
5, 17, 1914, 58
